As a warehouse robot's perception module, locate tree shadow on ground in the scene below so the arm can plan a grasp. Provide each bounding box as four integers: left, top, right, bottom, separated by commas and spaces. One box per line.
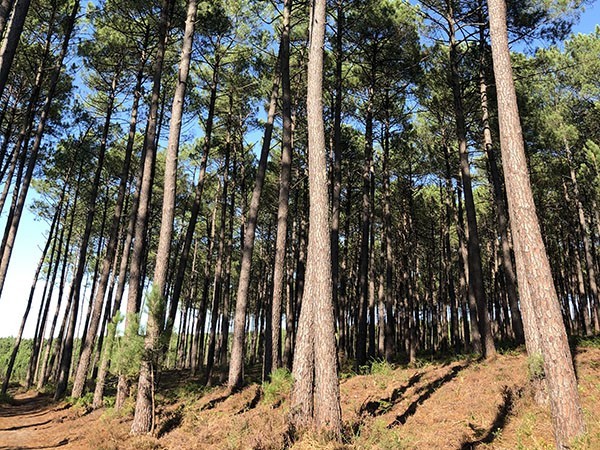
156, 405, 184, 438
199, 393, 230, 411
459, 385, 521, 449
359, 371, 423, 417
0, 418, 52, 431
387, 363, 469, 428
0, 437, 69, 449
0, 393, 55, 418
236, 385, 262, 415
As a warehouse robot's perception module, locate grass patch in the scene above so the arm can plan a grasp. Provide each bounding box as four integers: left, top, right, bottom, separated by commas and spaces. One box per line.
353, 418, 410, 449
576, 335, 600, 349
263, 368, 293, 404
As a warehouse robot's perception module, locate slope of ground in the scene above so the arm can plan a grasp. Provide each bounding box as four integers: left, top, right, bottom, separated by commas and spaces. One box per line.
1, 346, 599, 449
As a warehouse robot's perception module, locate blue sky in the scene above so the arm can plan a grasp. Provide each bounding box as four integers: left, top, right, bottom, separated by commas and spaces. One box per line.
0, 3, 598, 339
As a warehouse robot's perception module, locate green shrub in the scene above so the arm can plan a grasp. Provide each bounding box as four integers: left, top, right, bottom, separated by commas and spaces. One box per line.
370, 359, 394, 376
112, 313, 144, 378
527, 352, 545, 381
262, 368, 293, 404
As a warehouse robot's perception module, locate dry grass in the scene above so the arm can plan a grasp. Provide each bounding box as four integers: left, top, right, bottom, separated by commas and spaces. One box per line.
1, 346, 598, 449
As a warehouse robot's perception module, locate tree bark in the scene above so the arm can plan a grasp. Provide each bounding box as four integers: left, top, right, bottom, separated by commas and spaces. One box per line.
130, 0, 176, 434
478, 32, 524, 344
487, 0, 586, 445
290, 0, 342, 437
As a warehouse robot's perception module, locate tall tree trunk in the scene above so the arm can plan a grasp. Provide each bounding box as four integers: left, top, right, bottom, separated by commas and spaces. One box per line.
72, 59, 140, 397
130, 0, 178, 434
217, 145, 237, 380
92, 38, 149, 407
479, 30, 524, 344
331, 0, 344, 363
55, 54, 115, 400
487, 0, 586, 445
164, 55, 221, 346
1, 201, 59, 394
0, 0, 31, 99
228, 44, 282, 391
290, 0, 342, 437
205, 145, 230, 385
270, 0, 293, 375
447, 10, 495, 358
37, 164, 81, 390
0, 0, 79, 299
382, 109, 395, 361
357, 72, 374, 367
566, 143, 598, 335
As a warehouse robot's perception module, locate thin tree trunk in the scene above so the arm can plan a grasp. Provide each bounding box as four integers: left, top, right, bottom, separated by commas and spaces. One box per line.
566, 143, 598, 335
479, 32, 524, 344
1, 202, 59, 394
92, 39, 148, 408
448, 11, 495, 358
270, 0, 293, 375
0, 0, 31, 99
228, 45, 282, 391
0, 0, 79, 299
357, 79, 374, 368
164, 54, 221, 345
331, 0, 344, 363
72, 60, 141, 397
55, 45, 114, 399
130, 0, 176, 435
0, 0, 14, 40
205, 147, 230, 385
37, 165, 81, 390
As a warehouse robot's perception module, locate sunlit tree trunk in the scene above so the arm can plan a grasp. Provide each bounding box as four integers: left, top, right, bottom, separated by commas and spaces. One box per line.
290, 0, 342, 437
130, 0, 185, 434
487, 0, 586, 444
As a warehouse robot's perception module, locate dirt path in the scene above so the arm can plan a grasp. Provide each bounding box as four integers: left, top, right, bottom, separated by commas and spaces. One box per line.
0, 392, 98, 449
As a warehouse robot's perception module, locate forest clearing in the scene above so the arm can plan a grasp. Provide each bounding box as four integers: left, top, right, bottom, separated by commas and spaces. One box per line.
0, 344, 598, 449
0, 0, 599, 448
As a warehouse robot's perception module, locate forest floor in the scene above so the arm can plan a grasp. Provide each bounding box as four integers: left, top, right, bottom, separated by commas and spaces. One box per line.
1, 344, 599, 449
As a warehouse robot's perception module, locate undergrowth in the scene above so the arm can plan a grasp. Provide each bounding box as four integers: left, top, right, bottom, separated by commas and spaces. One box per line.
263, 368, 293, 404
0, 391, 14, 404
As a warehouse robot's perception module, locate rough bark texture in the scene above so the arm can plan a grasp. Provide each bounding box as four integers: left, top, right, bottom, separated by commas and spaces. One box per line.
290, 0, 342, 438
487, 0, 586, 445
